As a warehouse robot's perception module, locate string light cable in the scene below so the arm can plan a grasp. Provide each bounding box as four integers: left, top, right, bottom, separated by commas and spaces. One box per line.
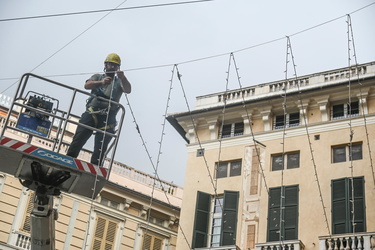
286, 36, 332, 237
174, 65, 221, 198
346, 14, 375, 187
213, 54, 233, 214
346, 14, 357, 236
276, 41, 290, 245
57, 1, 134, 248
229, 53, 270, 195
123, 69, 191, 249
143, 65, 178, 246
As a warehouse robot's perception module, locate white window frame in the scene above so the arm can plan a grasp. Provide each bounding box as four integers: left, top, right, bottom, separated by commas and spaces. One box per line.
208, 196, 224, 248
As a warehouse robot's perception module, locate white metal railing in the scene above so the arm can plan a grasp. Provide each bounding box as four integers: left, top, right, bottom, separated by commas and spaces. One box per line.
256, 240, 305, 250
319, 232, 375, 250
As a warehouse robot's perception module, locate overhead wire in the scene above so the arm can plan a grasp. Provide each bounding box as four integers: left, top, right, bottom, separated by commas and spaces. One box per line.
0, 0, 215, 22
0, 0, 131, 95
2, 1, 375, 92
0, 2, 374, 248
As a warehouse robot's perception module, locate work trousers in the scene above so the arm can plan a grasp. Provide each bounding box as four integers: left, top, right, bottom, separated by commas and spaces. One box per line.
67, 110, 116, 165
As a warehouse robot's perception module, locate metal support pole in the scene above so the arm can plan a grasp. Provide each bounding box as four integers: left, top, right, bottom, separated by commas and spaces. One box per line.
30, 193, 57, 250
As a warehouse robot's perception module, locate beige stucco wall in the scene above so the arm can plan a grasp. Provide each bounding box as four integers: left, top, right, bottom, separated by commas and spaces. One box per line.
175, 63, 375, 249
257, 122, 375, 248
0, 173, 179, 249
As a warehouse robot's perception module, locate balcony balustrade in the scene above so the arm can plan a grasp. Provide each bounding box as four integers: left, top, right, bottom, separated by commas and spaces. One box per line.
319, 232, 375, 250
255, 240, 305, 250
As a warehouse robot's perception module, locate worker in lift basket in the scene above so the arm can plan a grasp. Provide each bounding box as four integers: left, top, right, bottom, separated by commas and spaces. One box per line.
67, 53, 131, 165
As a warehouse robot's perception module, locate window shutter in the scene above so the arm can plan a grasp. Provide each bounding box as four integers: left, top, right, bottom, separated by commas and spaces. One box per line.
105, 221, 117, 249
332, 177, 365, 234
332, 178, 347, 234
142, 234, 163, 250
267, 188, 281, 241
143, 234, 152, 250
350, 177, 365, 233
221, 191, 239, 246
284, 185, 298, 240
21, 191, 34, 233
153, 237, 162, 250
192, 191, 211, 248
92, 216, 118, 250
267, 186, 298, 241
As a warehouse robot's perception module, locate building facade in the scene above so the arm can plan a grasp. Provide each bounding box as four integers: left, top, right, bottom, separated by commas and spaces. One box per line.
167, 62, 375, 250
0, 99, 182, 250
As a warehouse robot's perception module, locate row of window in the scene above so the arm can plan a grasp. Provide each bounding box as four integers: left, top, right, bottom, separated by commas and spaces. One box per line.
192, 176, 366, 248
219, 101, 360, 138
272, 143, 363, 171
19, 191, 168, 250
267, 177, 366, 242
215, 142, 363, 179
93, 216, 165, 250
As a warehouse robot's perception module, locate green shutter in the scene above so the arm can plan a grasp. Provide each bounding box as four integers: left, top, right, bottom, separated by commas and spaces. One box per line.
332, 177, 365, 234
267, 185, 298, 241
221, 191, 239, 246
192, 191, 211, 248
267, 188, 281, 241
332, 178, 348, 234
284, 185, 298, 240
351, 177, 365, 232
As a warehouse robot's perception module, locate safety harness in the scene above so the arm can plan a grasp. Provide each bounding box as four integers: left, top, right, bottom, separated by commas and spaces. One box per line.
86, 74, 122, 130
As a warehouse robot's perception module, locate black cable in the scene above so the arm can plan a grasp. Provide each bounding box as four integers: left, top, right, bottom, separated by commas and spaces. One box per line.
0, 0, 215, 22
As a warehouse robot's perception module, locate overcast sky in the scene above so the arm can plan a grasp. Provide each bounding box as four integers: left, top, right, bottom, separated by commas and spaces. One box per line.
1, 0, 374, 186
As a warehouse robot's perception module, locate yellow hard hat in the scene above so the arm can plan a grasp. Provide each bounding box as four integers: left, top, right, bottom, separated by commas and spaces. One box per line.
104, 53, 121, 66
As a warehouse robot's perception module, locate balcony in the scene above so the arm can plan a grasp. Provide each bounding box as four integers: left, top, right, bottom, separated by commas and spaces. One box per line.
9, 231, 31, 250
195, 245, 240, 250
319, 232, 375, 250
255, 240, 305, 250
